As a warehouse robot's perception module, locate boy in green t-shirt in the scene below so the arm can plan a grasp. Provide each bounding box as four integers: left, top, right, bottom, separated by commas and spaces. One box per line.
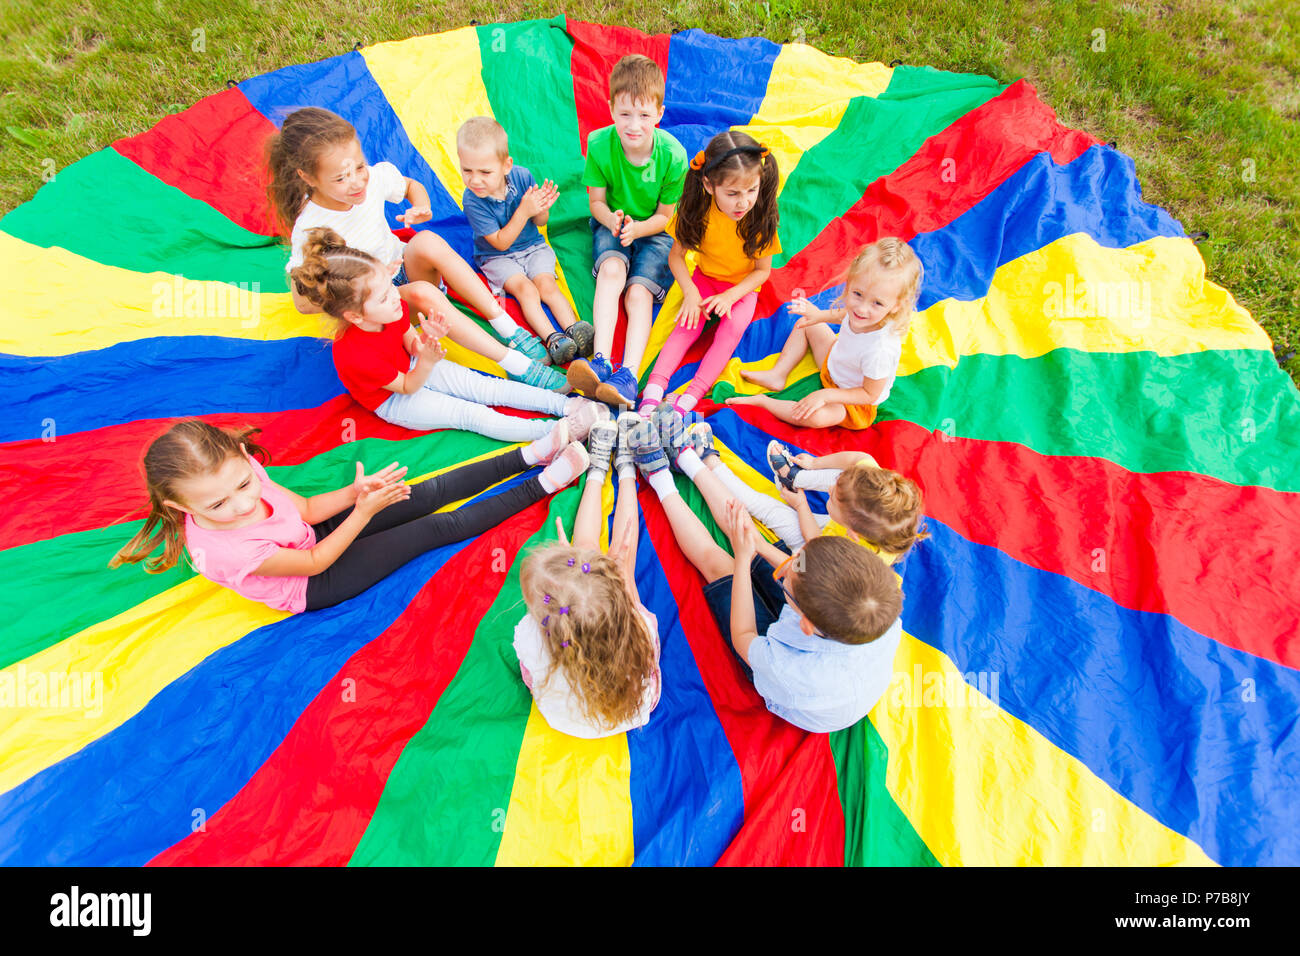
567, 54, 688, 407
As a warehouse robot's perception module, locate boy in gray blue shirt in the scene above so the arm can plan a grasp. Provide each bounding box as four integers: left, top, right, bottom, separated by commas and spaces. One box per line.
458, 117, 595, 365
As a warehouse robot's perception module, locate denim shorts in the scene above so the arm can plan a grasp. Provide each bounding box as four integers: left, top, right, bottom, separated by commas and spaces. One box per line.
702, 552, 791, 678
391, 262, 409, 287
589, 216, 675, 301
477, 241, 558, 295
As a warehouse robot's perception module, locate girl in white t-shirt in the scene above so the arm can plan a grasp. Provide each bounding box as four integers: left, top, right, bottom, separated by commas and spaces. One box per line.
267, 107, 562, 391
514, 418, 661, 738
728, 238, 922, 429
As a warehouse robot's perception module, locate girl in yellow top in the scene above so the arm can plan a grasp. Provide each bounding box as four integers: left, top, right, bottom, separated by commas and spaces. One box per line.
640, 131, 781, 415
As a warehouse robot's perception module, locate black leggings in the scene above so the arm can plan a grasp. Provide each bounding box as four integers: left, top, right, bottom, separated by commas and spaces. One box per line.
303, 446, 544, 610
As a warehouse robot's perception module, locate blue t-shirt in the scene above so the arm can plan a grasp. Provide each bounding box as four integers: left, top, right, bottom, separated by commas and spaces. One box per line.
462, 165, 547, 262
748, 607, 902, 733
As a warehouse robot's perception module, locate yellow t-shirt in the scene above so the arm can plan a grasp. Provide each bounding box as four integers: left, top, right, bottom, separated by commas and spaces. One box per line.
819, 519, 899, 567
669, 204, 781, 286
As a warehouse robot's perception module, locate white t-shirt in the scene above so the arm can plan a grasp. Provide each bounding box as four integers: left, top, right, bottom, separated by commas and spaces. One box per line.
513, 606, 661, 739
826, 321, 904, 404
285, 161, 408, 271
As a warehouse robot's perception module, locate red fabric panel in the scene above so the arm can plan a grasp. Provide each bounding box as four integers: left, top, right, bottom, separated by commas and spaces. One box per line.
759, 80, 1100, 316
732, 407, 1300, 669
113, 87, 278, 237
148, 500, 546, 866
638, 484, 845, 865
567, 20, 671, 153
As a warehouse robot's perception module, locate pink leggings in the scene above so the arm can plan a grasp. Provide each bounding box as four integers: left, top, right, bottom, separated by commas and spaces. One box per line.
647, 269, 757, 403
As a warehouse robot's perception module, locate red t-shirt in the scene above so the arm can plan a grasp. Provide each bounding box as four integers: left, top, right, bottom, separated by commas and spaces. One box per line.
332, 319, 410, 411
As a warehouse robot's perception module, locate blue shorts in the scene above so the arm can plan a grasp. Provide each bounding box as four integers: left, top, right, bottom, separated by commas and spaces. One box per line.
702, 552, 790, 679
589, 217, 675, 301
391, 262, 409, 287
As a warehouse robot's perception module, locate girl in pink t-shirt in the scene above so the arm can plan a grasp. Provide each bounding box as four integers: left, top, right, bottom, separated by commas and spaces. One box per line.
111, 419, 588, 612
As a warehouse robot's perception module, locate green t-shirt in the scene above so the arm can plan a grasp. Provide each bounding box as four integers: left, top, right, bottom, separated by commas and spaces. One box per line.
582, 126, 688, 221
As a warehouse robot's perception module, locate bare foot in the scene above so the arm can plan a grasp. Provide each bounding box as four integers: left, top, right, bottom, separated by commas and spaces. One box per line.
740, 367, 789, 391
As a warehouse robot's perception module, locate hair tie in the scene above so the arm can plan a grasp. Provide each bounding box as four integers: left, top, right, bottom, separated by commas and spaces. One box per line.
689, 150, 707, 171
759, 145, 770, 162
581, 562, 590, 574
543, 594, 552, 604
566, 557, 575, 567
560, 640, 571, 648
542, 614, 550, 628
559, 607, 570, 615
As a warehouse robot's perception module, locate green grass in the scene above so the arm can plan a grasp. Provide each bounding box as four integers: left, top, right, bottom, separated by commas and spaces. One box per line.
1, 0, 1296, 380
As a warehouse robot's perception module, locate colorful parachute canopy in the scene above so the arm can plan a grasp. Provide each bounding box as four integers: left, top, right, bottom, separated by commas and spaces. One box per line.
1, 17, 1296, 867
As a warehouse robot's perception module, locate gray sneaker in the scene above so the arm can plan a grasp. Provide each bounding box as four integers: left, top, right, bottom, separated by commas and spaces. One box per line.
685, 421, 720, 461
614, 411, 640, 476
586, 420, 617, 474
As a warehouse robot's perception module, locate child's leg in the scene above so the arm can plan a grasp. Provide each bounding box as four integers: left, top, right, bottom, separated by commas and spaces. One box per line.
699, 457, 804, 552
404, 231, 509, 326
378, 383, 554, 442
676, 288, 758, 412
723, 393, 848, 428
503, 273, 554, 341
533, 273, 579, 332
620, 284, 654, 375
741, 322, 836, 392
643, 316, 706, 403
303, 475, 549, 610
425, 357, 568, 416
592, 258, 628, 358
569, 473, 607, 550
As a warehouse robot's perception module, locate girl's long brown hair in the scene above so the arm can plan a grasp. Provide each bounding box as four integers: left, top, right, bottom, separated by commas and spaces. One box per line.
675, 130, 780, 260
519, 545, 659, 730
834, 463, 929, 559
265, 107, 360, 238
289, 226, 382, 322
110, 420, 271, 574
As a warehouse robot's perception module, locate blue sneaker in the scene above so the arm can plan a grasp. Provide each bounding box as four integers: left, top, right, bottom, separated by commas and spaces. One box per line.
505, 327, 549, 364
596, 365, 640, 408
511, 358, 565, 391
566, 353, 613, 397
651, 402, 687, 458
685, 421, 720, 461
627, 418, 669, 476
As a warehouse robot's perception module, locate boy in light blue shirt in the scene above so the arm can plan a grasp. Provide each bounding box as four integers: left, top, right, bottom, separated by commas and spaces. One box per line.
458, 116, 596, 366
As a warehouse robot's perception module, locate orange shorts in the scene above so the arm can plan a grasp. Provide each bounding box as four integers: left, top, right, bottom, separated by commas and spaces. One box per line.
819, 356, 877, 430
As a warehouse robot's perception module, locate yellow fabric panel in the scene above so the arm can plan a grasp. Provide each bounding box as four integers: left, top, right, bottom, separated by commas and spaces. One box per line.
870, 634, 1217, 866
0, 578, 288, 795
0, 233, 325, 356
361, 29, 489, 213
495, 702, 634, 866
721, 234, 1269, 396
735, 44, 892, 190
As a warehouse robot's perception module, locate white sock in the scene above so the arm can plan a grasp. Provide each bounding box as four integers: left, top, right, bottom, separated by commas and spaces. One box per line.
500, 350, 530, 376
648, 468, 677, 502
616, 460, 636, 480
641, 383, 664, 404
675, 447, 705, 480
712, 461, 804, 547
675, 393, 698, 413
794, 467, 841, 492
489, 313, 517, 337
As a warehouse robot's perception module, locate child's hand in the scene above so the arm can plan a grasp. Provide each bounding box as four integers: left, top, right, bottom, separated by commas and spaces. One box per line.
355, 476, 411, 518
417, 310, 450, 340
609, 209, 628, 238
412, 330, 446, 369
700, 291, 739, 319
607, 517, 638, 591
536, 179, 560, 210
722, 499, 759, 561
397, 205, 432, 226
676, 294, 704, 330
777, 483, 808, 510
553, 515, 571, 546
791, 452, 817, 469
618, 216, 639, 247
353, 460, 409, 499
789, 295, 815, 318
791, 390, 828, 422
519, 186, 548, 218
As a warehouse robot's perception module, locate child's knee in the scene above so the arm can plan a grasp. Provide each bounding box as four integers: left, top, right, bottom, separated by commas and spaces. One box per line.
815, 406, 848, 428
410, 230, 452, 260
596, 257, 628, 282
624, 283, 652, 309
401, 279, 440, 311
700, 549, 734, 583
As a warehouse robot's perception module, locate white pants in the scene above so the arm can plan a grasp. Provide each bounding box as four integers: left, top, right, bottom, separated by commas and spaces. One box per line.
377, 357, 565, 442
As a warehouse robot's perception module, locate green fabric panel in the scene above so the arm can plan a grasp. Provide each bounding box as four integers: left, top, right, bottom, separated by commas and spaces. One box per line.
349, 484, 580, 865
0, 429, 508, 670
0, 148, 290, 288
830, 716, 940, 866
476, 18, 595, 321
713, 347, 1300, 491
773, 66, 1004, 267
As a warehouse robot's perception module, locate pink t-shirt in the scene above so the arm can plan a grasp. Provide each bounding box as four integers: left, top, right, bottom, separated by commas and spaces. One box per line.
183, 456, 317, 612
